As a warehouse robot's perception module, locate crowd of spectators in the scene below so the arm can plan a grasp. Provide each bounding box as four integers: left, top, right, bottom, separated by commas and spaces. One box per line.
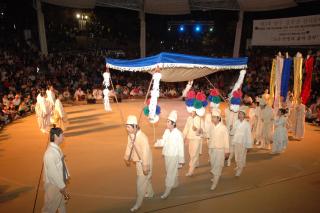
1, 37, 320, 130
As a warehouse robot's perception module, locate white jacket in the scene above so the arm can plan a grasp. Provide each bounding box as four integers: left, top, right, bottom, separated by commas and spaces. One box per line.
156, 128, 185, 164
232, 119, 253, 148
43, 143, 69, 189
208, 122, 229, 153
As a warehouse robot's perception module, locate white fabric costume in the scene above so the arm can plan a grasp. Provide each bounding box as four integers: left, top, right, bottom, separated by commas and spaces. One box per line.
293, 103, 305, 139
224, 107, 238, 166
272, 116, 288, 154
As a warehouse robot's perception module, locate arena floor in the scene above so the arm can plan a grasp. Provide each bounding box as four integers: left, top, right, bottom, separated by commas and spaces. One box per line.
0, 99, 320, 213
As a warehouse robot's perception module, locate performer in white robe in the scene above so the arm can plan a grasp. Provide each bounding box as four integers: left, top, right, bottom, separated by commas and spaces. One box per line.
51, 95, 68, 130
286, 95, 295, 132
272, 109, 288, 154
36, 91, 51, 133
248, 102, 257, 141
224, 106, 238, 166
183, 110, 203, 176
124, 116, 154, 212
154, 111, 184, 199
256, 99, 274, 149
293, 99, 305, 140
42, 127, 70, 213
46, 85, 56, 110
207, 109, 229, 190
232, 106, 253, 176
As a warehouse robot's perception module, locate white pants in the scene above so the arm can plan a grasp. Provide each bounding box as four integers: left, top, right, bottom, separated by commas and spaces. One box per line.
134, 162, 154, 208
228, 136, 235, 163
188, 139, 201, 173
209, 148, 225, 176
234, 143, 247, 171
42, 183, 66, 213
164, 156, 179, 188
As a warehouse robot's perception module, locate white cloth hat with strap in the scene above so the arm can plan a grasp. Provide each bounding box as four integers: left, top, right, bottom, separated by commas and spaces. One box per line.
168, 110, 178, 122
126, 115, 138, 125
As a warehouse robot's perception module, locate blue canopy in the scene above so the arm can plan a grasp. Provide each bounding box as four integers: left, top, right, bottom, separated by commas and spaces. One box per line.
106, 52, 248, 82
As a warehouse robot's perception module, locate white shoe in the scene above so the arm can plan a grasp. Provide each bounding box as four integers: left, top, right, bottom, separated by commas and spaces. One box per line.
210, 183, 217, 191
227, 160, 231, 167
185, 172, 193, 177
161, 188, 171, 199
235, 169, 242, 177
130, 205, 139, 212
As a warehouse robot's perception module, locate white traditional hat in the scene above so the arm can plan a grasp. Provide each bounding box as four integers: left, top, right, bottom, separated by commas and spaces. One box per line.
211, 108, 221, 117
126, 115, 138, 125
168, 110, 178, 122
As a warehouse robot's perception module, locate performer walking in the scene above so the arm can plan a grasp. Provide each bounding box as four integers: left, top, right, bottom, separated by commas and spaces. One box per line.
183, 109, 203, 176
36, 90, 51, 133
51, 95, 68, 131
207, 109, 229, 190
232, 106, 253, 176
293, 98, 306, 140
124, 115, 154, 212
256, 98, 274, 149
154, 111, 184, 199
272, 109, 288, 154
225, 105, 238, 166
42, 127, 70, 213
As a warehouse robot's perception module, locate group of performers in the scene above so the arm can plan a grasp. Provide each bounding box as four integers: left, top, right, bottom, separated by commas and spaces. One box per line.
124, 88, 306, 212
35, 83, 305, 212
35, 85, 68, 133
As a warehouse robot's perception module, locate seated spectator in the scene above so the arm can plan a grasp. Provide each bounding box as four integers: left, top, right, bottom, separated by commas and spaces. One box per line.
86, 90, 96, 104
63, 87, 72, 102
18, 99, 28, 116
12, 95, 21, 110
74, 87, 85, 101
92, 88, 103, 100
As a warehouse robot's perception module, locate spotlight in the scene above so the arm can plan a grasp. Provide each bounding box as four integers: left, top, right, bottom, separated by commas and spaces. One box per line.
179, 25, 185, 32
84, 15, 88, 20
168, 27, 171, 32
194, 25, 201, 32
209, 27, 214, 32
76, 13, 80, 19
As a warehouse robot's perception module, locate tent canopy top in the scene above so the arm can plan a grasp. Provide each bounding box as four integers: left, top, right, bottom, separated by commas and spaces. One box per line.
106, 52, 248, 82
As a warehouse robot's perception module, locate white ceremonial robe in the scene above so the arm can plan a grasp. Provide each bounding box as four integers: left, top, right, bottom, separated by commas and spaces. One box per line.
36, 94, 51, 133
232, 120, 253, 176
183, 115, 203, 174
293, 103, 305, 139
46, 89, 56, 109
207, 122, 229, 176
248, 107, 257, 140
155, 128, 184, 189
272, 116, 288, 153
224, 108, 238, 165
287, 101, 295, 132
53, 99, 68, 130
42, 143, 69, 213
258, 105, 274, 149
124, 130, 154, 209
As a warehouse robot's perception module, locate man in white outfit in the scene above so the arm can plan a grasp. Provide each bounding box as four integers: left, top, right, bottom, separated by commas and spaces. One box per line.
232, 106, 253, 177
154, 110, 184, 199
257, 99, 274, 149
183, 109, 203, 176
225, 106, 238, 166
124, 115, 154, 212
42, 127, 70, 213
46, 85, 56, 110
207, 109, 229, 190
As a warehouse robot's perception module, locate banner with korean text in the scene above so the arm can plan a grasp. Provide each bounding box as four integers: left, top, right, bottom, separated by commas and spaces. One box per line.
252, 15, 320, 46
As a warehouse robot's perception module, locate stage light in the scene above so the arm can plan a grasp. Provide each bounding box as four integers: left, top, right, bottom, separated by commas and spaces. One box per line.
168, 27, 171, 32
76, 13, 80, 19
179, 25, 185, 32
194, 25, 201, 33
209, 27, 214, 32
84, 15, 88, 20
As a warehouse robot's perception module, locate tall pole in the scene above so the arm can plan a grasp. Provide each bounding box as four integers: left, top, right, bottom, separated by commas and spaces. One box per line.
140, 0, 146, 58
233, 10, 244, 58
35, 0, 48, 56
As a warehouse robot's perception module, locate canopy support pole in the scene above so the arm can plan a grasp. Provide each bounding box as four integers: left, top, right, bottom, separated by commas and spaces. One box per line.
35, 0, 48, 56
140, 0, 146, 58
233, 10, 244, 58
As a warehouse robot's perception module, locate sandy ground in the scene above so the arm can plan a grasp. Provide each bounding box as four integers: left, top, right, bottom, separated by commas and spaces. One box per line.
0, 99, 320, 213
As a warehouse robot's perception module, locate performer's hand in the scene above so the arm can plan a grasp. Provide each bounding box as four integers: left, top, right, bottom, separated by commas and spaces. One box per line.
143, 169, 150, 176
192, 126, 197, 131
225, 153, 230, 158
124, 159, 130, 167
60, 188, 71, 200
